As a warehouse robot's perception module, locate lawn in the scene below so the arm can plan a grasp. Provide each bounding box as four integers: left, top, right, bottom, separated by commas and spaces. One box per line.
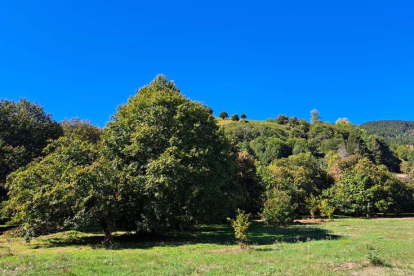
1, 218, 414, 275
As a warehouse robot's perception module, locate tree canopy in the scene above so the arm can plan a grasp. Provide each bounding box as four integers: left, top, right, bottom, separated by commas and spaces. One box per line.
102, 75, 241, 233
0, 99, 63, 202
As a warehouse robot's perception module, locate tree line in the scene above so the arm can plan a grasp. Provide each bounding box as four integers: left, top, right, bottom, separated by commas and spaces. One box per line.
1, 75, 414, 243
361, 120, 414, 145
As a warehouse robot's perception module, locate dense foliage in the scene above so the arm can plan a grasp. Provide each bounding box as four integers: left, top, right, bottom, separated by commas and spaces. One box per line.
324, 157, 414, 216
61, 118, 102, 144
102, 75, 243, 233
2, 76, 414, 242
0, 99, 63, 203
221, 114, 413, 224
361, 120, 414, 145
2, 136, 120, 242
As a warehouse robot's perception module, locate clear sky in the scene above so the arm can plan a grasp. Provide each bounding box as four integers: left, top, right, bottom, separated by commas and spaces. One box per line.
1, 1, 414, 127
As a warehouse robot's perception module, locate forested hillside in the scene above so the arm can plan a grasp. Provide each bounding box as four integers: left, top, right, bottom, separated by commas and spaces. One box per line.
2, 76, 414, 244
361, 120, 414, 145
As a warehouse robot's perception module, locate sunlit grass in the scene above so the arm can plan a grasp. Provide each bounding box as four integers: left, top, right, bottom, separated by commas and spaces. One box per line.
1, 218, 414, 275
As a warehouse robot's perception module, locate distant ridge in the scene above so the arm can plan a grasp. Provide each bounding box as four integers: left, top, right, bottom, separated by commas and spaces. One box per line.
361, 120, 414, 145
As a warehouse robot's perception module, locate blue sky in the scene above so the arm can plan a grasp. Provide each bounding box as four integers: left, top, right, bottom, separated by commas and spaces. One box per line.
1, 1, 414, 127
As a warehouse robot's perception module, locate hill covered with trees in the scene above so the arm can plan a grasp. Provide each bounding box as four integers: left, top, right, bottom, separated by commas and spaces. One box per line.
2, 76, 414, 244
361, 120, 414, 145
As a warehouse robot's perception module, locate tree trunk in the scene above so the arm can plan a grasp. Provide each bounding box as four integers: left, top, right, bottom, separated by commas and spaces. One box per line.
100, 219, 113, 245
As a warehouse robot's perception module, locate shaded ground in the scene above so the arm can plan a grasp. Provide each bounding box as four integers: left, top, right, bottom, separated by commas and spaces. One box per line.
37, 222, 340, 250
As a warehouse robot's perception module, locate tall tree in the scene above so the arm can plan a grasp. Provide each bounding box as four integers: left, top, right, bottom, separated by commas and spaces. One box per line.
103, 75, 241, 232
310, 109, 321, 124
0, 99, 63, 202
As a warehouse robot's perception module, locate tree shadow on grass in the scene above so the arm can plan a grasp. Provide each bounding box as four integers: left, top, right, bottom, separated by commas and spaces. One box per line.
36, 221, 341, 250
0, 225, 15, 235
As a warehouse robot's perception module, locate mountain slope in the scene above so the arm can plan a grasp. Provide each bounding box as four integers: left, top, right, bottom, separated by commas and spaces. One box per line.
361, 120, 414, 145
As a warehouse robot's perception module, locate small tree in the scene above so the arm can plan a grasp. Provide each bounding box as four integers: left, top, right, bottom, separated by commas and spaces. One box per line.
306, 195, 319, 219
262, 189, 296, 226
231, 114, 240, 121
241, 114, 247, 120
319, 199, 335, 221
230, 209, 251, 249
219, 112, 229, 120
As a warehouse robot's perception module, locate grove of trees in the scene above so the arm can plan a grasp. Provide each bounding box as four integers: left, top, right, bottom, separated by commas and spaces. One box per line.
2, 75, 414, 243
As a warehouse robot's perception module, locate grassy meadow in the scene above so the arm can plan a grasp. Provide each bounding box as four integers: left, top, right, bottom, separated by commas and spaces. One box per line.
1, 218, 414, 275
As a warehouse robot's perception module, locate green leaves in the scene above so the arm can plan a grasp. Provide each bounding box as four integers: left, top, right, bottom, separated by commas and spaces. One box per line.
102, 75, 240, 232
230, 209, 251, 249
2, 136, 121, 240
325, 158, 411, 216
0, 99, 63, 202
262, 189, 295, 226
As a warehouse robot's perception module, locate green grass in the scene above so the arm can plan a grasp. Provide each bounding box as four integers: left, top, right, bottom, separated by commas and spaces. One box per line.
1, 218, 414, 275
216, 118, 273, 127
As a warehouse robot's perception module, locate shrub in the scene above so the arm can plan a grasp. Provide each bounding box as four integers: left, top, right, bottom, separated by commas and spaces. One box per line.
367, 252, 390, 267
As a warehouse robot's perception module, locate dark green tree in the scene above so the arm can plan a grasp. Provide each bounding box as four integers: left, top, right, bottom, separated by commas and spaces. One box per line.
232, 114, 240, 121
219, 111, 229, 120
346, 131, 369, 157
3, 136, 120, 243
276, 115, 289, 125
250, 137, 291, 165
103, 75, 241, 232
368, 136, 400, 172
0, 99, 63, 202
235, 151, 264, 215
